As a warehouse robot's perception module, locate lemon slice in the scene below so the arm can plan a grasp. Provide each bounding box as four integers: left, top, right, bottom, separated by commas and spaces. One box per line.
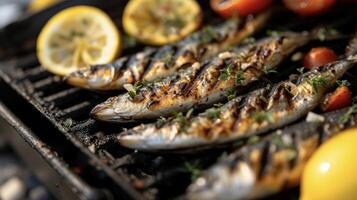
28, 0, 59, 12
37, 6, 120, 76
123, 0, 202, 45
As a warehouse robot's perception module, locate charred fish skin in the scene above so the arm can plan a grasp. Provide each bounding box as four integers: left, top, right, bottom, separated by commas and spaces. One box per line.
186, 108, 357, 200
65, 12, 271, 90
117, 55, 357, 150
92, 31, 315, 122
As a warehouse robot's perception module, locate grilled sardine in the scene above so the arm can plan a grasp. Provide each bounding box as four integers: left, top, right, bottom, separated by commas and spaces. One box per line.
91, 29, 334, 122
65, 12, 270, 90
117, 55, 357, 150
186, 107, 357, 200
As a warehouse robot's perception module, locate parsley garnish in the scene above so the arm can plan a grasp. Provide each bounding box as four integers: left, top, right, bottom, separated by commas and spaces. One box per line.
241, 37, 256, 45
263, 66, 277, 75
308, 75, 328, 93
336, 80, 350, 87
252, 112, 273, 123
339, 105, 357, 123
183, 162, 202, 181
172, 109, 194, 131
219, 63, 234, 81
207, 108, 221, 119
266, 30, 283, 37
297, 67, 305, 75
156, 116, 168, 126
236, 70, 245, 84
225, 89, 237, 101
247, 136, 260, 144
201, 26, 217, 44
125, 81, 148, 99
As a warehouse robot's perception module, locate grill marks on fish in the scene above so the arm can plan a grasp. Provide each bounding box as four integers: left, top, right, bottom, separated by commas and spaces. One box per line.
187, 108, 357, 200
66, 12, 271, 90
116, 56, 357, 150
92, 32, 313, 122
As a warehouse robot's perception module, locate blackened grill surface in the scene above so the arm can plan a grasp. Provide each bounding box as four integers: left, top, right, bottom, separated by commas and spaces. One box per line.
0, 1, 357, 200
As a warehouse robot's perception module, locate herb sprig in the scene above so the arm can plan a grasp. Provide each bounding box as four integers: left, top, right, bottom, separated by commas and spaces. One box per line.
252, 112, 273, 123
339, 105, 357, 123
308, 75, 328, 93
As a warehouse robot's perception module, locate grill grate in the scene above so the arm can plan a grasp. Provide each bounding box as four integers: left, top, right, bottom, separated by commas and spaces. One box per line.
0, 1, 356, 200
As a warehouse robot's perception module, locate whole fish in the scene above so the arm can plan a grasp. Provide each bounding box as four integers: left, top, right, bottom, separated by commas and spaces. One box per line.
65, 12, 271, 90
117, 54, 357, 150
186, 107, 357, 200
91, 29, 327, 122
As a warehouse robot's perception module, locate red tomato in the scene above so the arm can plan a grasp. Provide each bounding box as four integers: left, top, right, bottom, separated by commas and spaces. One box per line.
304, 47, 338, 69
321, 86, 352, 112
283, 0, 336, 16
210, 0, 273, 18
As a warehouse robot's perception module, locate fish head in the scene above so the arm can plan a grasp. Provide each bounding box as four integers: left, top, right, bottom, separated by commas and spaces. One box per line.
187, 162, 255, 200
65, 64, 117, 90
90, 95, 149, 122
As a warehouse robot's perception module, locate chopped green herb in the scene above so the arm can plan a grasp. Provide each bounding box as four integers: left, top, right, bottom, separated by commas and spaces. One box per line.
336, 80, 350, 87
285, 149, 297, 161
156, 116, 168, 126
297, 67, 305, 75
236, 70, 245, 84
183, 162, 202, 181
316, 28, 339, 41
247, 136, 260, 145
308, 75, 328, 93
63, 118, 73, 128
125, 81, 146, 99
201, 26, 217, 44
219, 63, 234, 81
266, 30, 283, 37
353, 96, 357, 104
252, 112, 273, 123
225, 89, 237, 101
263, 65, 277, 75
207, 108, 221, 119
339, 105, 357, 123
162, 52, 174, 67
172, 109, 194, 131
271, 135, 286, 148
241, 37, 256, 45
259, 96, 268, 103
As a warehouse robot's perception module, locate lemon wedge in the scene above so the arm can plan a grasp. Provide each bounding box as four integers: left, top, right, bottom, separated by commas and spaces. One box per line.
123, 0, 202, 45
37, 6, 120, 76
28, 0, 59, 12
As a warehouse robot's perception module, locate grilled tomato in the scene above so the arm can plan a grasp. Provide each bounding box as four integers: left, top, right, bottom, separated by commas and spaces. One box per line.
37, 6, 120, 76
301, 128, 357, 200
283, 0, 336, 16
122, 0, 202, 45
210, 0, 273, 18
304, 47, 337, 69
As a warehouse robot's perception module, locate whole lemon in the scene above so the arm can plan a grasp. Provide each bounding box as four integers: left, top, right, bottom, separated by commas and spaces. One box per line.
301, 128, 357, 200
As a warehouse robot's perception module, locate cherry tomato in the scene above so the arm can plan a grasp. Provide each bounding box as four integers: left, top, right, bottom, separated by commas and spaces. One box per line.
321, 86, 352, 112
304, 47, 338, 69
283, 0, 336, 16
210, 0, 273, 18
